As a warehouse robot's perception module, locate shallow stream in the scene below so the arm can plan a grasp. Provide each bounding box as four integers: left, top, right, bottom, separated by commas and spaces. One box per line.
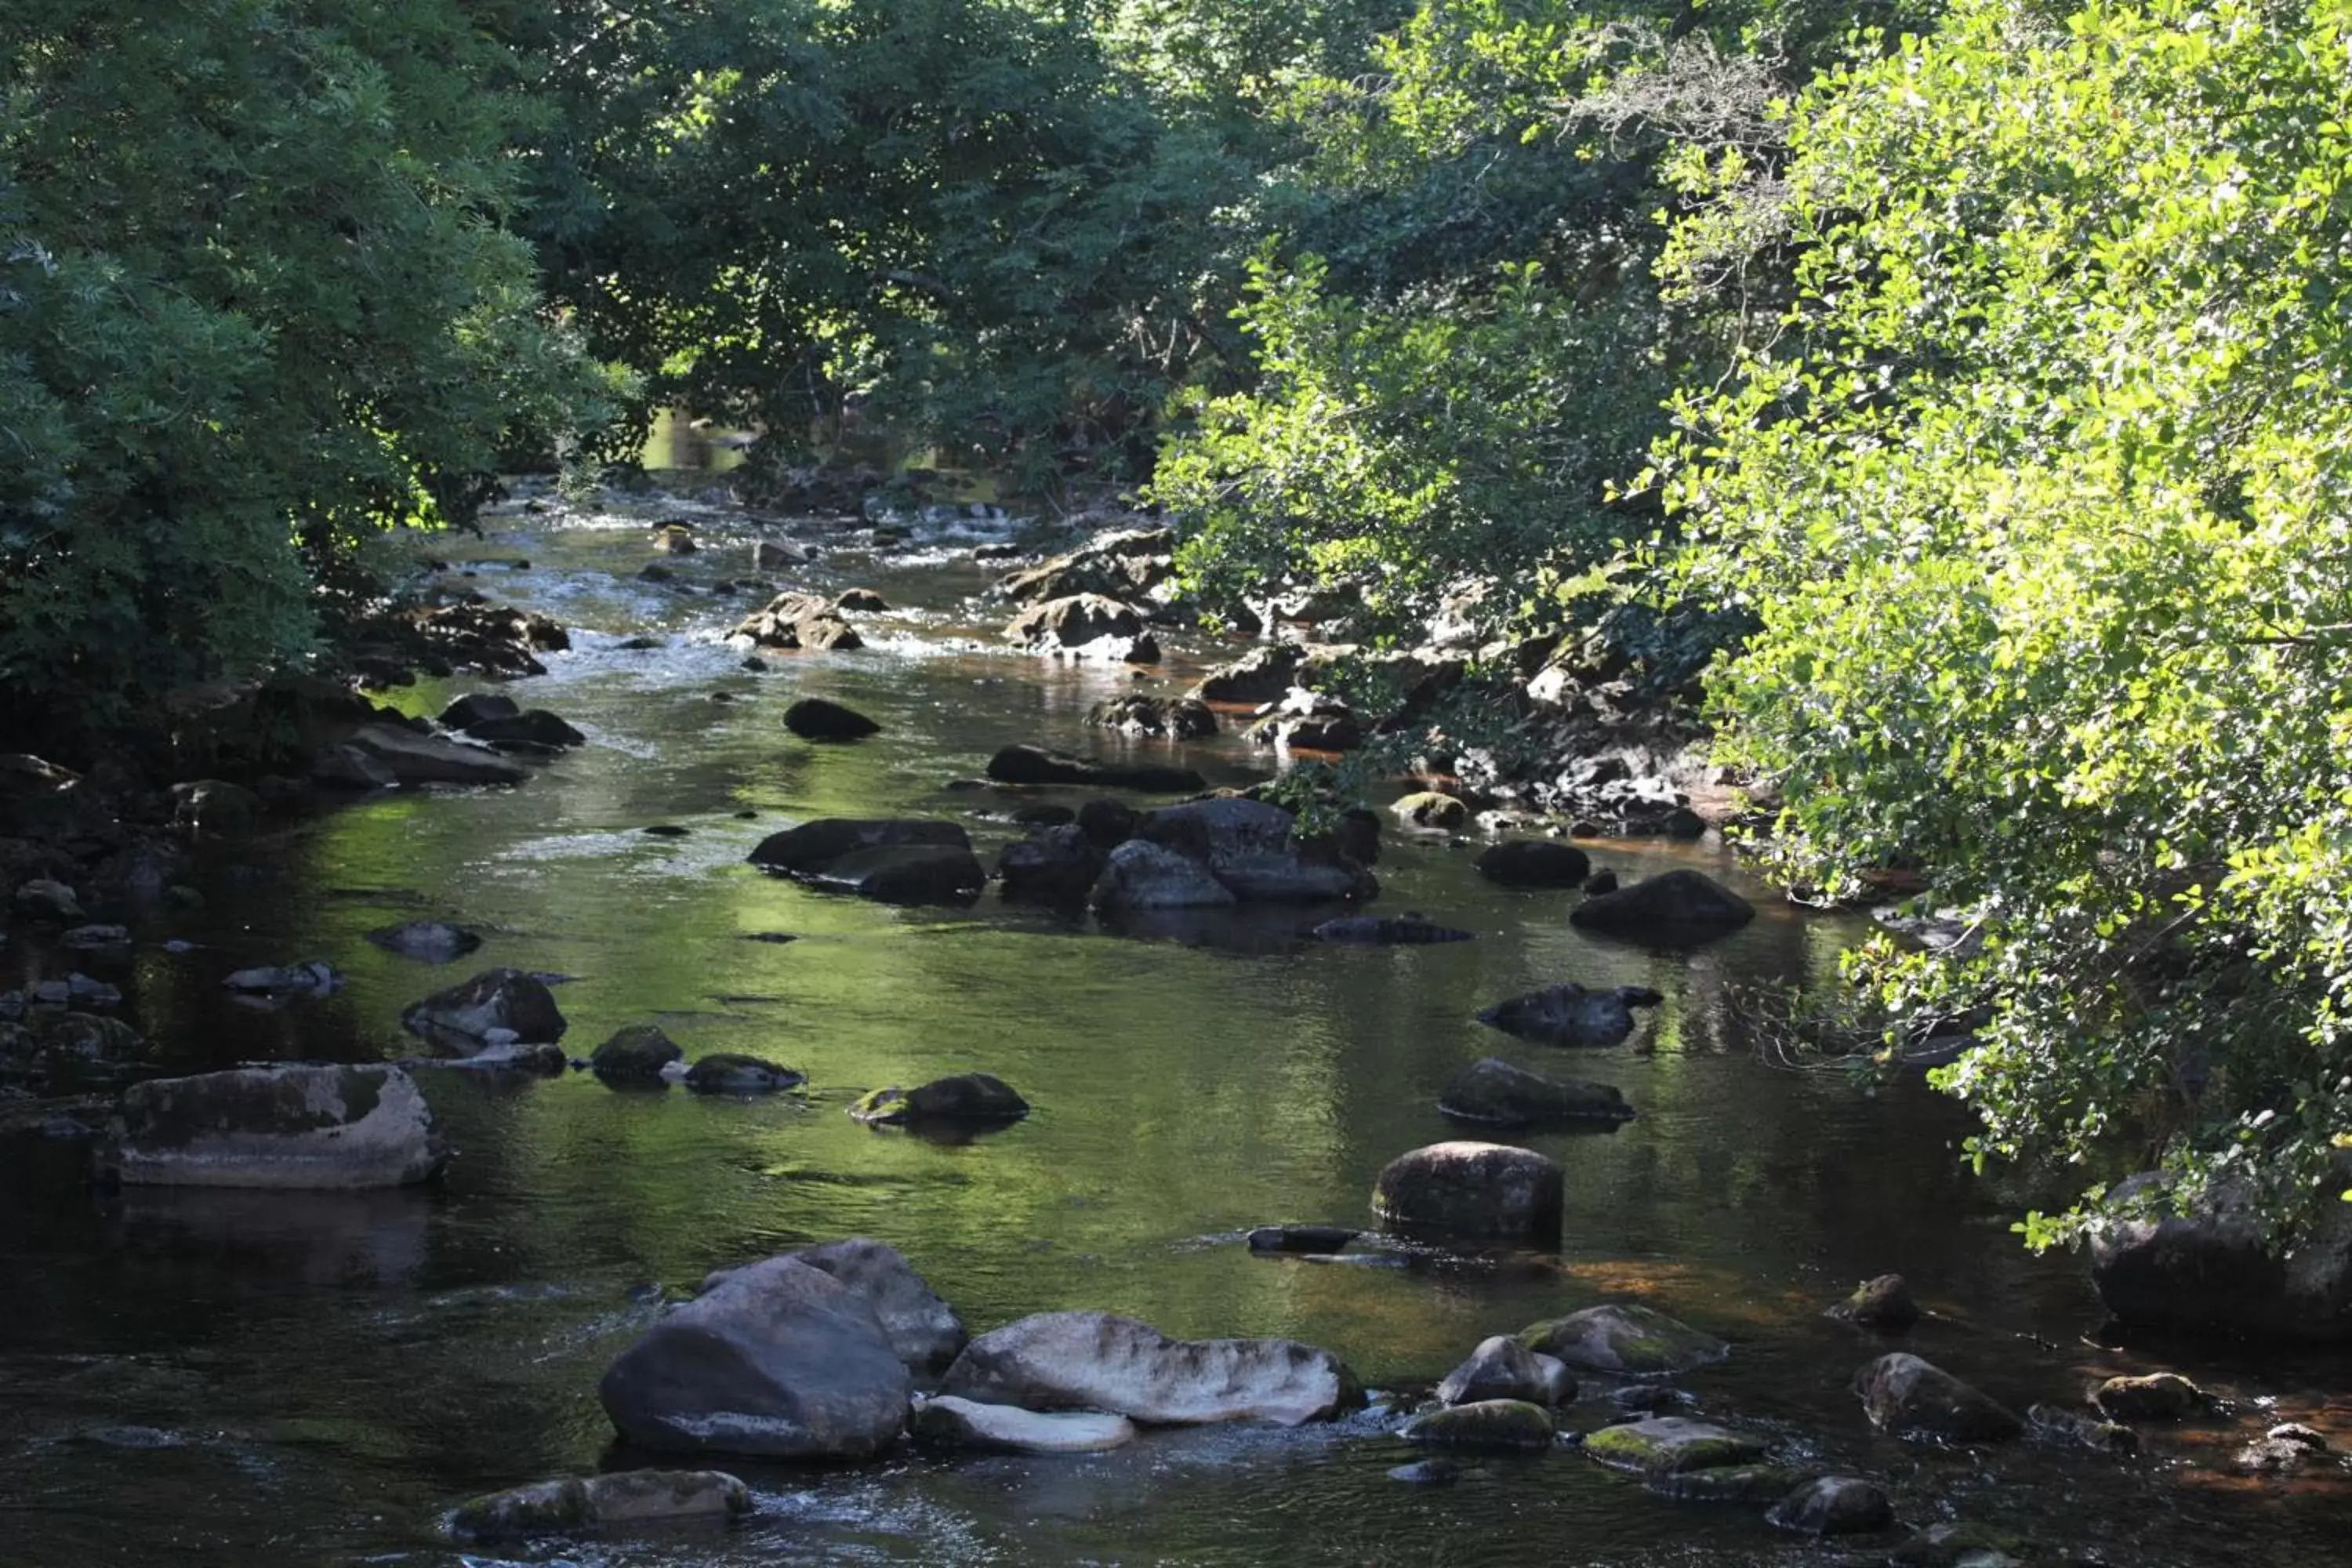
2, 489, 2346, 1566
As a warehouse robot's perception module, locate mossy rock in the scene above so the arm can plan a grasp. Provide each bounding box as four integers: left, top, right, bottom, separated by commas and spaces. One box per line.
1890, 1522, 2033, 1567
1582, 1417, 1766, 1476
1398, 1399, 1555, 1450
1518, 1302, 1727, 1377
1392, 791, 1468, 829
447, 1470, 749, 1543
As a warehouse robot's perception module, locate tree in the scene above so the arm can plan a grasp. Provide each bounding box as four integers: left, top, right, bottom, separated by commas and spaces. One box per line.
0, 0, 609, 746
1661, 0, 2352, 1243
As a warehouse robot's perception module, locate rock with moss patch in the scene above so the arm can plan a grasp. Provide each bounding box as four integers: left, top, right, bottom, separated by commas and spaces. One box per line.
851, 1073, 1027, 1126
1584, 1417, 1766, 1476
1374, 1141, 1563, 1242
1890, 1523, 2032, 1566
1392, 792, 1468, 830
1767, 1475, 1894, 1536
2091, 1371, 2209, 1422
100, 1064, 443, 1189
1855, 1353, 2023, 1443
1399, 1398, 1555, 1450
910, 1395, 1137, 1454
592, 1025, 684, 1083
1518, 1303, 1727, 1378
1829, 1272, 1920, 1331
446, 1469, 750, 1542
939, 1310, 1361, 1426
683, 1054, 804, 1094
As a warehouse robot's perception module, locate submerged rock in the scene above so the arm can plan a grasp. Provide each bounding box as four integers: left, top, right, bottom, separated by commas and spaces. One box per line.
598, 1257, 912, 1460
783, 697, 882, 741
1854, 1353, 2023, 1443
1387, 1457, 1462, 1485
221, 961, 339, 996
1247, 1224, 1359, 1256
1437, 1336, 1577, 1407
1650, 1463, 1811, 1503
1475, 840, 1592, 888
2026, 1403, 2138, 1455
1399, 1399, 1555, 1450
445, 1469, 750, 1542
1312, 913, 1472, 945
401, 967, 567, 1052
985, 743, 1205, 793
1477, 983, 1645, 1047
100, 1064, 444, 1189
1767, 1475, 1895, 1537
1439, 1058, 1632, 1127
365, 921, 481, 963
940, 1311, 1362, 1426
748, 817, 971, 873
342, 723, 528, 787
911, 1396, 1137, 1454
1583, 1417, 1766, 1476
682, 1054, 804, 1094
1373, 1142, 1563, 1242
850, 1073, 1027, 1126
1518, 1303, 1728, 1378
1568, 868, 1755, 945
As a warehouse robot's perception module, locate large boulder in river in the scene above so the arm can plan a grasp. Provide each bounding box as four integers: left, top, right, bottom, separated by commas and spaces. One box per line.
1004, 594, 1159, 662
446, 1470, 750, 1543
1373, 1142, 1563, 1242
1477, 983, 1647, 1047
2086, 1171, 2352, 1341
100, 1064, 444, 1189
1519, 1302, 1728, 1377
598, 1256, 912, 1459
996, 826, 1105, 907
1475, 840, 1592, 888
1138, 797, 1376, 902
1569, 868, 1755, 945
1086, 695, 1216, 739
985, 743, 1205, 793
401, 967, 567, 1052
1188, 644, 1310, 705
1854, 1352, 2023, 1443
1437, 1335, 1576, 1406
700, 1240, 965, 1373
343, 723, 528, 787
1089, 840, 1239, 913
938, 1311, 1362, 1426
1439, 1058, 1632, 1127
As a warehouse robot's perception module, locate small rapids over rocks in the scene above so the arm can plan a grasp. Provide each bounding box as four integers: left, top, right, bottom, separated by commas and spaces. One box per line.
1, 477, 2348, 1566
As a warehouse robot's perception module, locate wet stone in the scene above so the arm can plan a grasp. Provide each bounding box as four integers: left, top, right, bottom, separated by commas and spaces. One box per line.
1518, 1303, 1727, 1378
1829, 1272, 1921, 1331
1768, 1475, 1895, 1536
1399, 1399, 1555, 1450
1582, 1417, 1766, 1477
1247, 1224, 1359, 1256
2091, 1371, 2209, 1422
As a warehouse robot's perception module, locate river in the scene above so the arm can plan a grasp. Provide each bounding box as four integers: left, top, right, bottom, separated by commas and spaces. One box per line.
1, 483, 2344, 1566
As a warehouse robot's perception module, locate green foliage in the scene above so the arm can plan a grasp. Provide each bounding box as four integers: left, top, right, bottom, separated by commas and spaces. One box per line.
1663, 0, 2352, 1242
0, 0, 610, 742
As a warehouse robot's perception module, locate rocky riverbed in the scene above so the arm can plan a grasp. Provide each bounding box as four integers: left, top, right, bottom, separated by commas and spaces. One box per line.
0, 477, 2347, 1567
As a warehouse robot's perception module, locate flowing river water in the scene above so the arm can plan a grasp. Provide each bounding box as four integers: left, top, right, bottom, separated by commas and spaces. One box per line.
2, 486, 2347, 1566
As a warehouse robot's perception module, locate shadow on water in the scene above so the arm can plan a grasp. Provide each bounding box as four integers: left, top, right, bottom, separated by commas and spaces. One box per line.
1, 490, 2347, 1565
